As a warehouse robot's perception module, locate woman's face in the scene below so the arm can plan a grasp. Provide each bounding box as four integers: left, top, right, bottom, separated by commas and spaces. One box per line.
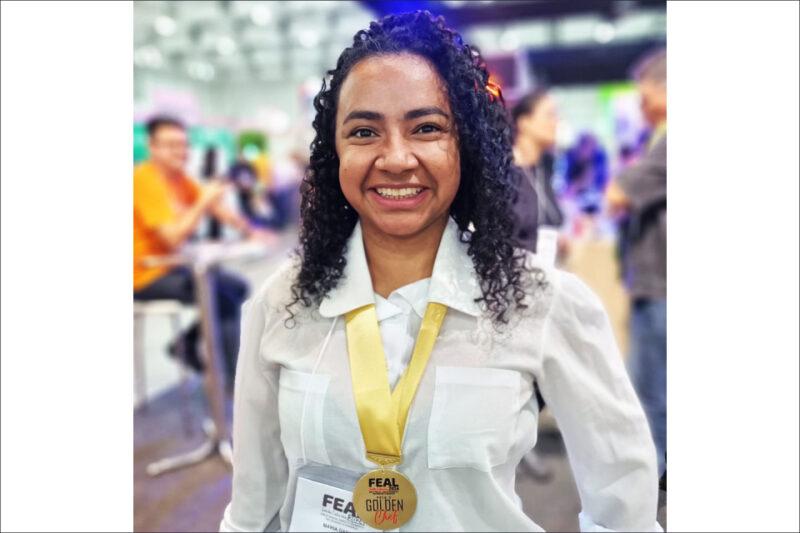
519, 94, 558, 149
335, 53, 460, 240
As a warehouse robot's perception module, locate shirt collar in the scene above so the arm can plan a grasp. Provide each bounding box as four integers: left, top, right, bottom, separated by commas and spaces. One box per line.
318, 217, 482, 318
374, 278, 431, 322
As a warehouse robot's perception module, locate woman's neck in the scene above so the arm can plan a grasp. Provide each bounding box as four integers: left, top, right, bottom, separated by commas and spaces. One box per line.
361, 215, 448, 298
513, 137, 542, 168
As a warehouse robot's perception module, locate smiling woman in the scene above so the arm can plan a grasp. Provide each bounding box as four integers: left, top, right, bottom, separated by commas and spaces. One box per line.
220, 10, 662, 533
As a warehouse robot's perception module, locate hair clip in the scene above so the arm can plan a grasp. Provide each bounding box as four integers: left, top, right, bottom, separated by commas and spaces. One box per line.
486, 80, 503, 104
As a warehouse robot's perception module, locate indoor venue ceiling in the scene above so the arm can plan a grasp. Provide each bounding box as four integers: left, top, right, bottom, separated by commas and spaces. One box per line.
134, 0, 665, 84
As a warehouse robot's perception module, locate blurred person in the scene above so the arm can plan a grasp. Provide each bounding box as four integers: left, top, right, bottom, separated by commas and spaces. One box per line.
511, 88, 567, 266
229, 151, 259, 187
612, 138, 651, 271
221, 11, 661, 533
565, 132, 608, 214
618, 144, 639, 170
251, 149, 273, 190
606, 48, 667, 482
133, 116, 267, 383
202, 146, 223, 240
228, 151, 270, 228
612, 144, 639, 271
228, 149, 298, 231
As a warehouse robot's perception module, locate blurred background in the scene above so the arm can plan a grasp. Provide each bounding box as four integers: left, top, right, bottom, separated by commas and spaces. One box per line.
133, 1, 666, 531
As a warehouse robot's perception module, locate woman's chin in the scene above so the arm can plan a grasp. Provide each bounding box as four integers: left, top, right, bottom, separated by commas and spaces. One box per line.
364, 213, 443, 241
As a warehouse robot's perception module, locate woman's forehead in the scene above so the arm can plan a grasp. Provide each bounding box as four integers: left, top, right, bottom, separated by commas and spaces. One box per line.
337, 53, 451, 119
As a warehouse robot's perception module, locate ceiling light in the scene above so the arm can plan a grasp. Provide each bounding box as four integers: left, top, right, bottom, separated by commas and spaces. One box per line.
297, 28, 320, 49
134, 46, 163, 68
593, 21, 616, 44
217, 36, 237, 56
250, 4, 273, 26
187, 61, 215, 81
154, 15, 177, 37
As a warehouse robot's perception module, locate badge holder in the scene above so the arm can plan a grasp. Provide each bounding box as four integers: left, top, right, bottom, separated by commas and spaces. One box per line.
288, 461, 385, 532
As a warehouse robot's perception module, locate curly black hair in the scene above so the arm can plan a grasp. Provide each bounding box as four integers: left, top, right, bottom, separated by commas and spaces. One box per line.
288, 10, 539, 325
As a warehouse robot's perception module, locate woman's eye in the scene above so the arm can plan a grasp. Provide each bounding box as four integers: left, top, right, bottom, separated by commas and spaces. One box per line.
350, 128, 376, 138
415, 124, 442, 134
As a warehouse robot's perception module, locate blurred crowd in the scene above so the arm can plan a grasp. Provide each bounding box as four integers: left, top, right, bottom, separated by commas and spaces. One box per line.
133, 13, 667, 500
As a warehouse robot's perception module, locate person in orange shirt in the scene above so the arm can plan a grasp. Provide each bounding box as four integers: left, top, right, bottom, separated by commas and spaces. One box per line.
134, 116, 263, 383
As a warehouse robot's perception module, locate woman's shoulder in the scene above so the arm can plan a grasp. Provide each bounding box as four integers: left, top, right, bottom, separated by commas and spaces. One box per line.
248, 256, 301, 314
517, 249, 606, 323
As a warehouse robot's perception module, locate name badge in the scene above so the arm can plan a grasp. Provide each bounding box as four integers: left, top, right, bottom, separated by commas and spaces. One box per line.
288, 463, 388, 533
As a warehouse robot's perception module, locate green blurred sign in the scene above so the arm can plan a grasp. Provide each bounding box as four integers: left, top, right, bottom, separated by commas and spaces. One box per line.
237, 131, 268, 153
133, 123, 149, 163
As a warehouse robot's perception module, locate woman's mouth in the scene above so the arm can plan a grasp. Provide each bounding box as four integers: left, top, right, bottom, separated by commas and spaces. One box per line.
374, 186, 424, 199
368, 186, 430, 209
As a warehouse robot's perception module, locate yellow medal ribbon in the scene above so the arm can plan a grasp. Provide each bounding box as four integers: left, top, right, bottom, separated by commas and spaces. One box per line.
345, 301, 447, 466
345, 301, 447, 529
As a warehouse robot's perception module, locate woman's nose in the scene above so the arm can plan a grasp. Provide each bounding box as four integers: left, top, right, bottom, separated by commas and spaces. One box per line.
375, 136, 419, 175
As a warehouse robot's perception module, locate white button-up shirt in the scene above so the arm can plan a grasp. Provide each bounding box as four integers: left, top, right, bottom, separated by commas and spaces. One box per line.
374, 277, 431, 390
220, 218, 662, 532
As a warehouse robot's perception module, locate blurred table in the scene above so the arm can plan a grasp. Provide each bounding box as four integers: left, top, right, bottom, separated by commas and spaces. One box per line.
141, 239, 276, 476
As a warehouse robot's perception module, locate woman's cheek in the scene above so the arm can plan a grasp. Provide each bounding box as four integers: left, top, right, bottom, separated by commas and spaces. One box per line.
338, 153, 366, 204
339, 165, 354, 200
429, 143, 460, 200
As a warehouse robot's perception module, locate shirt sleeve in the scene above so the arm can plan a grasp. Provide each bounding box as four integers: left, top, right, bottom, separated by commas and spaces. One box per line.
133, 167, 173, 230
537, 271, 662, 532
616, 136, 666, 213
183, 175, 203, 204
220, 297, 289, 532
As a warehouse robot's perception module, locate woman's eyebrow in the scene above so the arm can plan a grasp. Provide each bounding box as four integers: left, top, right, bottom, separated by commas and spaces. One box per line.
343, 107, 450, 124
343, 110, 383, 123
404, 107, 449, 120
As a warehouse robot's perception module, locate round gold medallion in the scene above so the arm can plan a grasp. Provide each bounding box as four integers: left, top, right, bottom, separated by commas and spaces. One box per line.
352, 468, 417, 530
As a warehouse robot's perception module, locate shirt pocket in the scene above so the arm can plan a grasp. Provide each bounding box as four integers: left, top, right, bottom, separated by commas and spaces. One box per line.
427, 366, 521, 471
278, 367, 331, 465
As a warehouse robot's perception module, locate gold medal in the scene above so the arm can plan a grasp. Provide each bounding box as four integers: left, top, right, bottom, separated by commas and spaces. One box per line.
346, 302, 447, 530
352, 468, 417, 530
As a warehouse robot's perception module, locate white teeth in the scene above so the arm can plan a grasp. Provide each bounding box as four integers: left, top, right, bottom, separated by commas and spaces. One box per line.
375, 187, 423, 199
